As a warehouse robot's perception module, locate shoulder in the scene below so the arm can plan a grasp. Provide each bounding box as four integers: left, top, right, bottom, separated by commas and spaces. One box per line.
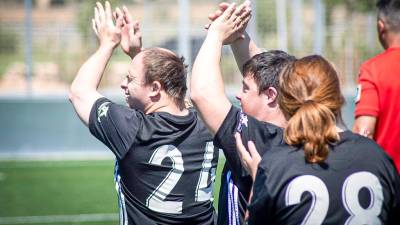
360, 49, 399, 75
346, 132, 393, 163
258, 143, 297, 173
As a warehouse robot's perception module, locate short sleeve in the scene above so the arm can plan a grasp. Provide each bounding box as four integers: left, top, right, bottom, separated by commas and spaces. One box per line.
213, 106, 243, 177
355, 65, 379, 117
214, 105, 283, 196
89, 98, 141, 159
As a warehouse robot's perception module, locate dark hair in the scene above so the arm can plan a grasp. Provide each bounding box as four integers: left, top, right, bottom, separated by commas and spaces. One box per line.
142, 48, 188, 107
242, 50, 296, 94
377, 0, 400, 32
278, 55, 345, 164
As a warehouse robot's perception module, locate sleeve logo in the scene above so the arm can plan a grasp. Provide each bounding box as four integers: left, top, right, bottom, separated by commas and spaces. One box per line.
236, 110, 248, 132
97, 102, 110, 122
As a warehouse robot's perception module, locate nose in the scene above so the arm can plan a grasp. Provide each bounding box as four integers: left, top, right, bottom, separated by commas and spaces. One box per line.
120, 78, 127, 90
235, 91, 241, 101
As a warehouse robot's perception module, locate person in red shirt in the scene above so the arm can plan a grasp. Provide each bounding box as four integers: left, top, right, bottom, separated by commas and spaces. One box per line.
353, 0, 400, 173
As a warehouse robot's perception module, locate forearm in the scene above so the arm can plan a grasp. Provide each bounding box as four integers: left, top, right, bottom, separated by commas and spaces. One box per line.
231, 32, 261, 73
192, 33, 224, 97
69, 44, 115, 125
191, 32, 231, 134
71, 44, 114, 94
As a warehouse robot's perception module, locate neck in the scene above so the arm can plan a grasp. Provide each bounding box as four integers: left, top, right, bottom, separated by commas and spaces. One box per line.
256, 107, 287, 128
144, 98, 188, 116
384, 33, 400, 49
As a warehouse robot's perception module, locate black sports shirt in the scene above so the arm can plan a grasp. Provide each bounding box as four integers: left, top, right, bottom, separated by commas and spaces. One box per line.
213, 106, 283, 225
89, 98, 218, 225
249, 131, 400, 225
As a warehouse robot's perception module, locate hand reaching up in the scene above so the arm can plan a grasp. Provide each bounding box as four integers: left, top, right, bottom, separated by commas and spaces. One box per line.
205, 0, 251, 44
207, 2, 252, 45
91, 1, 123, 49
114, 6, 142, 59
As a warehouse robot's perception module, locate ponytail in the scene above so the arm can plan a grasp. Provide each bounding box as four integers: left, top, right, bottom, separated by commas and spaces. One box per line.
278, 55, 344, 164
284, 100, 339, 163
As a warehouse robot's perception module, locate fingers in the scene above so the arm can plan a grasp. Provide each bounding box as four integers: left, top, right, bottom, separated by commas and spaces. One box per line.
94, 7, 101, 28
222, 2, 236, 20
247, 141, 260, 161
219, 2, 230, 10
122, 6, 133, 24
92, 18, 98, 36
235, 132, 251, 163
115, 16, 124, 29
115, 7, 123, 21
133, 20, 141, 35
235, 10, 252, 31
230, 2, 250, 25
105, 1, 113, 24
96, 2, 105, 23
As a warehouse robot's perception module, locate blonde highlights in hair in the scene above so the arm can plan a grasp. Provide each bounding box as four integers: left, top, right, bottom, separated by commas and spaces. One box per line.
278, 55, 345, 163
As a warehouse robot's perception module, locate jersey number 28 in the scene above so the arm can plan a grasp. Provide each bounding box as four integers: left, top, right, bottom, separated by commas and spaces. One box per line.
285, 172, 383, 225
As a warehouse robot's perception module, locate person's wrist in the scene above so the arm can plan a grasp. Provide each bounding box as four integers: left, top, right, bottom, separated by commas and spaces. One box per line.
128, 48, 141, 59
207, 29, 225, 43
99, 41, 118, 52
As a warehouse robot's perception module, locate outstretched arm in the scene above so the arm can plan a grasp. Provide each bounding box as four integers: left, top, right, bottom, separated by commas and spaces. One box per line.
208, 1, 261, 73
191, 3, 251, 135
69, 1, 123, 126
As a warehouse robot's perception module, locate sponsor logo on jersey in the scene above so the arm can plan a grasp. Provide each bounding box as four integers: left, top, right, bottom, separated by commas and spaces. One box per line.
97, 102, 110, 122
355, 84, 361, 103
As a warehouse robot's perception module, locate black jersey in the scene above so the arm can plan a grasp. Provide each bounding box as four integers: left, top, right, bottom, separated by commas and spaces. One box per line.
89, 98, 218, 225
213, 106, 283, 225
248, 131, 400, 225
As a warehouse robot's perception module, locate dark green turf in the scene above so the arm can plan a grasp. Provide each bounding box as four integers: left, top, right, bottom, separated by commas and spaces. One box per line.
0, 158, 226, 225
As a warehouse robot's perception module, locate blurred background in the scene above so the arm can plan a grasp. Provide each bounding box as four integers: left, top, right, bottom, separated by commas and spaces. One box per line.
0, 0, 380, 224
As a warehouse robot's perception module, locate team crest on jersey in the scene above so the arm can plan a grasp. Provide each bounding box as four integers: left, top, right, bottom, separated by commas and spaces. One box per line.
355, 84, 361, 103
236, 110, 248, 132
97, 102, 110, 122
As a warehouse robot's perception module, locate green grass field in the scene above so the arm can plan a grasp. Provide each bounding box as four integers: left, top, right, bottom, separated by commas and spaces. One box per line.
0, 158, 225, 225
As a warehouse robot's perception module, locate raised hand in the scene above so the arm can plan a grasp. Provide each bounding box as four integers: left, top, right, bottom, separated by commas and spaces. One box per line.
114, 6, 142, 59
92, 1, 123, 49
207, 2, 230, 23
207, 2, 252, 45
234, 132, 261, 181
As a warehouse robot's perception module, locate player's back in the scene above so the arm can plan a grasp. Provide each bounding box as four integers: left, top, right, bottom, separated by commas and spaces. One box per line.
89, 99, 218, 225
248, 130, 400, 225
118, 109, 218, 225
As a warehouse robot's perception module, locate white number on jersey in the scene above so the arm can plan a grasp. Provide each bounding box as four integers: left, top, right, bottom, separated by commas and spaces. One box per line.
146, 142, 216, 214
146, 145, 184, 214
285, 172, 384, 225
286, 175, 329, 225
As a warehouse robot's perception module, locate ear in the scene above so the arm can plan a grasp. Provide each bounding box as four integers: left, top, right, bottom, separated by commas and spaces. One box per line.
262, 87, 278, 104
149, 81, 162, 97
378, 18, 385, 34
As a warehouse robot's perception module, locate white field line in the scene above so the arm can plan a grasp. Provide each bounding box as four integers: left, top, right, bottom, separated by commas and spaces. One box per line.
0, 213, 118, 224
0, 161, 113, 169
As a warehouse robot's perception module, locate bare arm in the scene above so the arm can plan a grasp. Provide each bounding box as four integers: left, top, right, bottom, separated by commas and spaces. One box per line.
69, 1, 122, 126
353, 115, 377, 139
231, 32, 262, 73
191, 3, 251, 135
